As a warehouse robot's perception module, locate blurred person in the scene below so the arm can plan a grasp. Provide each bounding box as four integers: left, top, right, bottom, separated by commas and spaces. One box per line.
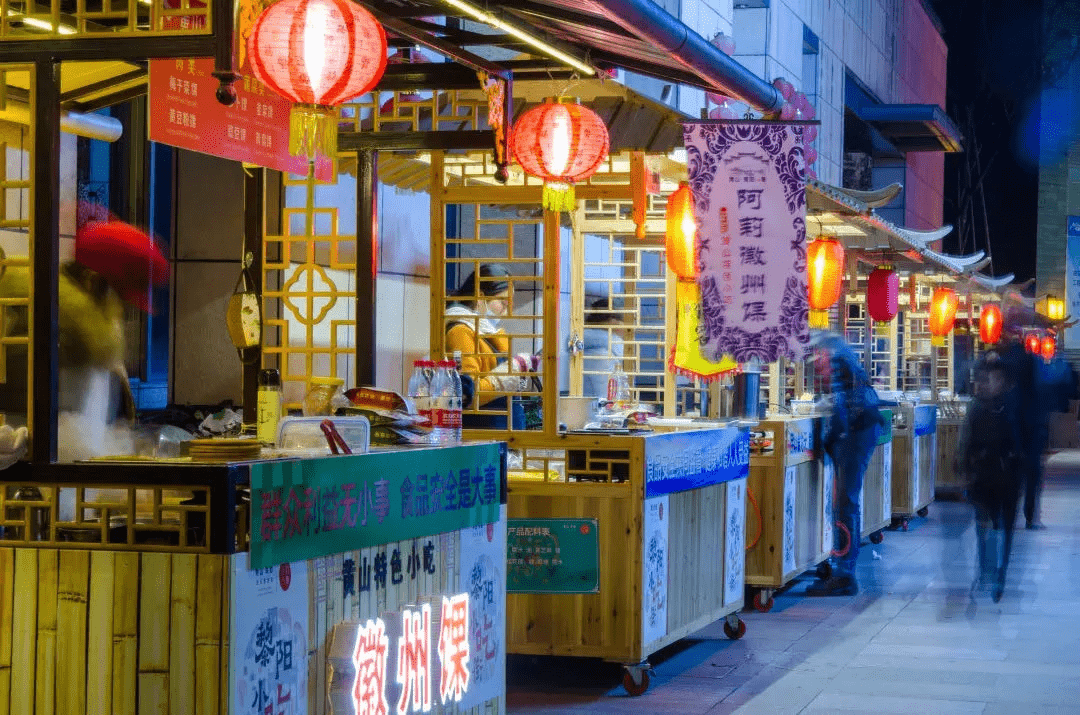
445, 264, 536, 430
956, 351, 1022, 603
806, 333, 887, 596
580, 297, 626, 398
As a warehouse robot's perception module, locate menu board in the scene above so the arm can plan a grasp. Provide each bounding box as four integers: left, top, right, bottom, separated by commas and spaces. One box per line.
148, 57, 334, 181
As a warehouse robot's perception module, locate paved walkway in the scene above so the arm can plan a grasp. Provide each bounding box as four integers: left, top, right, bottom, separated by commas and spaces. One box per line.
507, 451, 1080, 714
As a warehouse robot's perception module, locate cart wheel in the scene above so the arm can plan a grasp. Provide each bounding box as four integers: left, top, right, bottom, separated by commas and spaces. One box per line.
622, 668, 650, 696
917, 506, 929, 518
752, 591, 774, 613
901, 519, 909, 532
816, 562, 833, 580
869, 530, 884, 545
723, 617, 747, 640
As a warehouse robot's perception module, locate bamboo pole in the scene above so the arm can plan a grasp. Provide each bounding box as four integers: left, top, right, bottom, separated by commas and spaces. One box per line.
86, 551, 115, 712
112, 552, 139, 715
9, 549, 36, 715
56, 550, 89, 715
138, 553, 171, 715
34, 550, 57, 715
170, 554, 197, 715
194, 555, 223, 715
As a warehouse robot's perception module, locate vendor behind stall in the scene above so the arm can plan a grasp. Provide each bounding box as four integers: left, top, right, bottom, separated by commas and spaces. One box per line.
445, 263, 537, 429
581, 297, 626, 398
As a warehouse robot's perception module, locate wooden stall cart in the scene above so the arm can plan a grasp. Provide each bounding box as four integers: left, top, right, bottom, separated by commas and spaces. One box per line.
505, 426, 749, 696
744, 417, 830, 612
0, 442, 508, 715
890, 403, 937, 529
860, 409, 893, 544
934, 414, 965, 498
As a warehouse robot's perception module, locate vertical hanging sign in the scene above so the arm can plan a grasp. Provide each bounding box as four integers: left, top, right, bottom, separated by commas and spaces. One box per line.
684, 121, 811, 363
1066, 216, 1080, 349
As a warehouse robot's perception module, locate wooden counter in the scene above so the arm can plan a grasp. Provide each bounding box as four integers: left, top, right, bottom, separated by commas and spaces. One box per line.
934, 417, 965, 498
745, 417, 830, 610
891, 404, 937, 527
505, 425, 749, 695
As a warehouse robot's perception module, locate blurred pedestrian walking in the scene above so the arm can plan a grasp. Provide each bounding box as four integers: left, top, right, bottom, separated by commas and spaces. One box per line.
806, 333, 887, 597
956, 351, 1022, 602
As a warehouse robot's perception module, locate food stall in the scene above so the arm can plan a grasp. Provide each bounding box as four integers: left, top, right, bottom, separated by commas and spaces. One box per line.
890, 402, 937, 528
860, 408, 892, 544
744, 417, 830, 612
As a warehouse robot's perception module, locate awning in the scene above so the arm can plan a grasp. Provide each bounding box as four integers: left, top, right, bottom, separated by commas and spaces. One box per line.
854, 103, 963, 153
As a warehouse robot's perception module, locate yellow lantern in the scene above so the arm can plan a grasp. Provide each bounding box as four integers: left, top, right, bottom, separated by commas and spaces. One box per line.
665, 182, 697, 280
1037, 295, 1065, 322
807, 237, 844, 329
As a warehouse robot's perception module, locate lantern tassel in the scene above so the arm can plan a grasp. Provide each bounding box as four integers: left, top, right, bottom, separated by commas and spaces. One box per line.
289, 104, 338, 160
543, 182, 576, 212
808, 308, 830, 329
931, 335, 945, 347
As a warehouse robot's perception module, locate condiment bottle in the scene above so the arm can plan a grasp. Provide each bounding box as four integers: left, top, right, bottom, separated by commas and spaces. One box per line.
257, 369, 282, 445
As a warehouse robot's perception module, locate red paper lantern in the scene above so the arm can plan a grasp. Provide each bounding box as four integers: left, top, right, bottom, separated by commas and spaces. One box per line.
511, 97, 610, 212
1025, 333, 1041, 354
979, 304, 1003, 345
1041, 335, 1057, 360
666, 182, 698, 280
928, 287, 958, 347
867, 265, 899, 327
248, 0, 387, 158
807, 237, 844, 329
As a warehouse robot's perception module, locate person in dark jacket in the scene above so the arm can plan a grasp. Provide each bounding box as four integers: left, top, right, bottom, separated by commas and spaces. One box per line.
957, 351, 1022, 602
806, 333, 886, 596
998, 330, 1050, 529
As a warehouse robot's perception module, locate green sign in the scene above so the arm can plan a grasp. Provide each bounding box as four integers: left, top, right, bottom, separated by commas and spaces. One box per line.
250, 443, 504, 569
507, 518, 599, 593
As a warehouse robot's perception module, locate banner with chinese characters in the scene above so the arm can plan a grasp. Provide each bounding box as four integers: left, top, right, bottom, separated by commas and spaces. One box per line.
229, 556, 309, 715
456, 507, 507, 710
250, 443, 505, 570
642, 496, 669, 645
1066, 216, 1080, 349
684, 121, 811, 363
148, 58, 334, 181
507, 519, 599, 593
643, 426, 749, 498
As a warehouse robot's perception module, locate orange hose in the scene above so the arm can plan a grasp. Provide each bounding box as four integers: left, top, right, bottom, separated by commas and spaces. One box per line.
745, 486, 763, 551
831, 521, 851, 558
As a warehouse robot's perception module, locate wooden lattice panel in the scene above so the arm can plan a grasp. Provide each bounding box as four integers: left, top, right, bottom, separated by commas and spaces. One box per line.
0, 0, 212, 37
513, 443, 632, 484
339, 89, 487, 135
262, 167, 357, 409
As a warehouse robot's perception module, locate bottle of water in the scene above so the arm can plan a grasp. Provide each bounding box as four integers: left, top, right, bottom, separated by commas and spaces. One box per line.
448, 356, 463, 443
407, 360, 434, 443
431, 361, 459, 445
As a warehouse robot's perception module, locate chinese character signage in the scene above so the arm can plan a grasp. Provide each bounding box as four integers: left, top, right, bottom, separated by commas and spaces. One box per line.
457, 508, 506, 709
507, 519, 599, 594
644, 427, 749, 498
642, 496, 669, 646
785, 419, 815, 461
250, 443, 504, 570
229, 556, 308, 715
148, 58, 333, 180
1066, 216, 1080, 350
684, 121, 811, 364
326, 593, 475, 715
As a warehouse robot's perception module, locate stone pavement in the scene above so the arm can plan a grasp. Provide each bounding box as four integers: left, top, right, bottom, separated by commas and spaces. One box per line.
507, 451, 1080, 714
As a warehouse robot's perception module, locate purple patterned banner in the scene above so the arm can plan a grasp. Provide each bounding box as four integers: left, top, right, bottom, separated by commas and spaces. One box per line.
684, 121, 811, 363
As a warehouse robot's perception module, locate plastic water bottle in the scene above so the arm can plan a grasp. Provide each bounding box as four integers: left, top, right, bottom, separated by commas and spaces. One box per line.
448, 356, 463, 443
431, 361, 460, 445
407, 360, 433, 442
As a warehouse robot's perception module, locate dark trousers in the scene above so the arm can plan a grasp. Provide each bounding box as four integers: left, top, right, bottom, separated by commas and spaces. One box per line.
1022, 429, 1047, 524
972, 485, 1020, 586
829, 425, 878, 576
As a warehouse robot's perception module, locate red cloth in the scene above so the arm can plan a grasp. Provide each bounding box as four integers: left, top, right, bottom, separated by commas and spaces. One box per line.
75, 220, 169, 312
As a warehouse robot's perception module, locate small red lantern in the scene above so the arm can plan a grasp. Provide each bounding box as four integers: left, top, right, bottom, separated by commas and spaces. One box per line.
979, 304, 1003, 345
807, 237, 844, 329
511, 97, 610, 212
1041, 335, 1056, 360
1025, 333, 1041, 354
666, 182, 697, 280
867, 265, 899, 328
248, 0, 388, 159
928, 287, 958, 347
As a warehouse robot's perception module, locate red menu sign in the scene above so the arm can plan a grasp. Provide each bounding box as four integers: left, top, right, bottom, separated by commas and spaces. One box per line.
148, 57, 334, 181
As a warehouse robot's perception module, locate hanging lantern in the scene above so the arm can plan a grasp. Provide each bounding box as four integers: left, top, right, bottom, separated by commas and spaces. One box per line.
666, 182, 698, 280
866, 265, 899, 328
807, 237, 844, 329
1041, 335, 1057, 360
511, 97, 610, 212
1026, 333, 1041, 354
979, 303, 1003, 345
248, 0, 388, 159
927, 287, 958, 347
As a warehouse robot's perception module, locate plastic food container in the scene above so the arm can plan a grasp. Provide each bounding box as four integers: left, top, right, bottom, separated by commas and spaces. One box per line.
302, 376, 347, 416
276, 416, 370, 455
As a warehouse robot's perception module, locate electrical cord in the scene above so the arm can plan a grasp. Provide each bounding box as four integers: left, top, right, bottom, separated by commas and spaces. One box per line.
745, 486, 763, 551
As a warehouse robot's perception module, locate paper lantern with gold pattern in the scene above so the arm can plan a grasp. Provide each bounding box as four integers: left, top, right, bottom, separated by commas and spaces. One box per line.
807, 237, 844, 329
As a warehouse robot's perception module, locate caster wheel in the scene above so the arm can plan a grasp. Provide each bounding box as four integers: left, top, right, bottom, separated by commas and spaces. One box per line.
723, 618, 747, 640
902, 519, 909, 532
816, 562, 833, 580
917, 506, 929, 518
869, 530, 884, 545
752, 591, 774, 613
622, 669, 650, 696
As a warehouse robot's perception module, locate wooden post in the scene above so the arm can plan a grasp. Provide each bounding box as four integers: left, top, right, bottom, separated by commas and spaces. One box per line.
356, 150, 378, 386
32, 61, 61, 463
542, 208, 561, 437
